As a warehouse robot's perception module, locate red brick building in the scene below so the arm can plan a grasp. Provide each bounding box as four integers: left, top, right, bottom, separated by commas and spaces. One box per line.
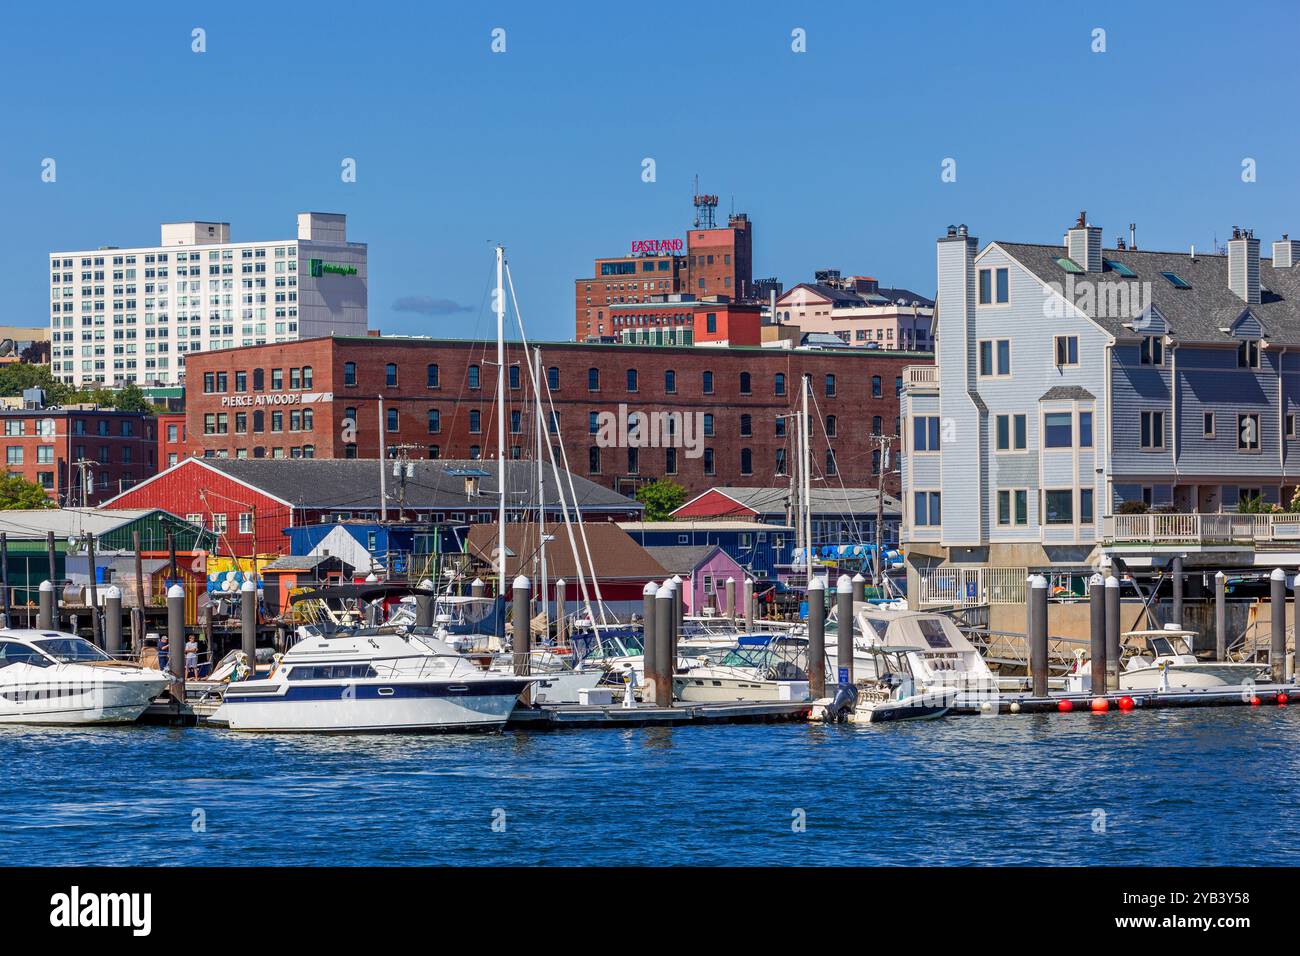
1, 407, 157, 505
181, 335, 928, 497
157, 412, 188, 469
610, 298, 763, 347
574, 211, 755, 340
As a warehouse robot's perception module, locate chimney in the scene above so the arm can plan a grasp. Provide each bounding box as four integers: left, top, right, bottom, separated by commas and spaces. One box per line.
1273, 234, 1300, 270
1066, 211, 1103, 272
1228, 226, 1261, 304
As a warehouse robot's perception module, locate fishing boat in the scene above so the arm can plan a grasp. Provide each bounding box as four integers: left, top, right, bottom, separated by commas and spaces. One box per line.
217, 627, 534, 733
0, 629, 170, 725
1117, 625, 1267, 691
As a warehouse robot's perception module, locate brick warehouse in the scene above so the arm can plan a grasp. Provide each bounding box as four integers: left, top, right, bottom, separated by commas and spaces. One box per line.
180, 335, 930, 496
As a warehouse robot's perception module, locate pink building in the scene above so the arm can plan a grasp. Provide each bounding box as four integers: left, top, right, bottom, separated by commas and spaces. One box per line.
774, 273, 934, 351
642, 544, 746, 615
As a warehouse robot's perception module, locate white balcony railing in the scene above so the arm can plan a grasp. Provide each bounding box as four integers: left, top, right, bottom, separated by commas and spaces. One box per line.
903, 365, 939, 390
1102, 512, 1300, 546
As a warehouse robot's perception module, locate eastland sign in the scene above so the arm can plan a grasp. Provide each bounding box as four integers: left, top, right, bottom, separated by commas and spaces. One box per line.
219, 392, 333, 407
308, 259, 358, 278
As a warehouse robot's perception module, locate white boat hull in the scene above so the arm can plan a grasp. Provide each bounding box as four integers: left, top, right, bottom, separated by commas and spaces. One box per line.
673, 674, 786, 702
0, 675, 168, 725
221, 677, 528, 732
849, 687, 957, 723
1120, 662, 1268, 691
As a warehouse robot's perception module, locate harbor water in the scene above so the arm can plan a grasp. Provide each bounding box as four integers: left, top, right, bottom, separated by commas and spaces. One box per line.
3, 708, 1298, 866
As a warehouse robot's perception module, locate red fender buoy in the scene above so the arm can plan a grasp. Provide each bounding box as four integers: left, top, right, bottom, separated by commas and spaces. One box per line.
1057, 699, 1074, 713
1250, 696, 1262, 707
1117, 696, 1136, 711
1277, 692, 1289, 706
1090, 697, 1110, 712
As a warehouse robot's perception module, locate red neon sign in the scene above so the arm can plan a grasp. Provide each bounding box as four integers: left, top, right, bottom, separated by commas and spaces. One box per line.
630, 238, 683, 255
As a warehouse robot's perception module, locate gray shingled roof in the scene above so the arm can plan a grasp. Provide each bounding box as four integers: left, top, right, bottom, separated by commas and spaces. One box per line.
789, 282, 935, 309
643, 544, 722, 575
996, 241, 1300, 344
692, 486, 901, 517
201, 459, 640, 513
1040, 385, 1096, 401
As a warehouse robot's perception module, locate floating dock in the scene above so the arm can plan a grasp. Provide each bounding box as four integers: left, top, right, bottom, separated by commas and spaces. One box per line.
952, 683, 1294, 716
508, 699, 813, 729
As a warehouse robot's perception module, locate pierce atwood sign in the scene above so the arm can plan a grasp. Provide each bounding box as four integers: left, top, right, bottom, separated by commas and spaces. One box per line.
309, 259, 358, 277
220, 392, 333, 407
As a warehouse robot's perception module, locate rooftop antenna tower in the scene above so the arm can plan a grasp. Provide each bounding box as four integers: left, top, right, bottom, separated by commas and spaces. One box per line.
692, 175, 718, 229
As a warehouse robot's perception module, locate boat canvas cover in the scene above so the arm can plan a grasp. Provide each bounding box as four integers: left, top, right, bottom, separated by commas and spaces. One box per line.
862, 611, 980, 654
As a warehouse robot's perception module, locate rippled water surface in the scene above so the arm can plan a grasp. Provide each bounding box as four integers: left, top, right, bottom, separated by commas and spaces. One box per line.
3, 707, 1296, 866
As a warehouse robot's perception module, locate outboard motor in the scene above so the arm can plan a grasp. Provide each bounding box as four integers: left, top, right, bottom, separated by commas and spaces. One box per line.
826, 682, 858, 723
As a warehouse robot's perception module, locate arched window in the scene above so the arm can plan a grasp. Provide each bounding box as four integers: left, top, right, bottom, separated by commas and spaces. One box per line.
703, 414, 714, 437
702, 370, 714, 394
627, 368, 638, 392
824, 373, 835, 397
871, 375, 882, 398
664, 369, 676, 393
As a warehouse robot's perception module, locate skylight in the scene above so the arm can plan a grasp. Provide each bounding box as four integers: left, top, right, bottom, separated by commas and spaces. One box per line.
1160, 271, 1191, 289
1104, 259, 1136, 277
1055, 257, 1084, 274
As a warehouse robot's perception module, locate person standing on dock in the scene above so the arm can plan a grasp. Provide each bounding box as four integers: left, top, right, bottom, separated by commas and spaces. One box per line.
185, 634, 200, 681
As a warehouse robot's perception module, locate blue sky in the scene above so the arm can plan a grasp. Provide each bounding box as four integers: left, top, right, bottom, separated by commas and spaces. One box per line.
2, 0, 1297, 342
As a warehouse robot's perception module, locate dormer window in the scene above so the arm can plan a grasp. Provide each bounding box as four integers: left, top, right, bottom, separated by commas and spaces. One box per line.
1237, 339, 1261, 369
1139, 336, 1164, 366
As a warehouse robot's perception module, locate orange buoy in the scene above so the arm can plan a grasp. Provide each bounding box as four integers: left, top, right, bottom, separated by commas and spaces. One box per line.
1278, 692, 1289, 706
1117, 696, 1135, 711
1090, 697, 1110, 712
1057, 699, 1074, 713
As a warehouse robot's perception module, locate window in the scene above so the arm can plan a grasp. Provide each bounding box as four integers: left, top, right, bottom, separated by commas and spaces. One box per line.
627, 448, 639, 474
872, 416, 882, 436
1289, 414, 1297, 438
386, 408, 399, 432
626, 368, 638, 392
427, 364, 439, 388
741, 414, 753, 437
469, 409, 481, 434
997, 489, 1029, 526
774, 373, 785, 396
664, 369, 676, 393
825, 374, 836, 397
588, 446, 600, 474
703, 448, 715, 475
508, 366, 521, 390
979, 340, 1011, 376
385, 363, 398, 387
1139, 336, 1164, 366
739, 372, 751, 394
1237, 339, 1261, 369
996, 414, 1027, 451
978, 267, 1009, 305
871, 375, 882, 399
546, 367, 559, 390
1160, 271, 1191, 290
271, 368, 283, 390
1204, 412, 1215, 437
1044, 490, 1074, 525
741, 448, 753, 475
1141, 410, 1166, 450
468, 365, 481, 390
1238, 413, 1260, 452
665, 447, 677, 475
1079, 411, 1093, 448
1080, 489, 1094, 523
913, 416, 941, 452
775, 448, 787, 475
341, 362, 357, 386
302, 366, 313, 389
1044, 412, 1072, 448
427, 409, 440, 433
825, 449, 836, 476
914, 491, 941, 526
239, 512, 254, 535
1054, 335, 1079, 366
588, 368, 600, 391
702, 371, 714, 394
703, 414, 714, 437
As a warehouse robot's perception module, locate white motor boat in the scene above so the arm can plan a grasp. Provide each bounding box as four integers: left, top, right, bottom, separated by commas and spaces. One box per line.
1117, 625, 1268, 691
674, 634, 811, 702
217, 626, 534, 732
0, 629, 170, 725
846, 645, 958, 723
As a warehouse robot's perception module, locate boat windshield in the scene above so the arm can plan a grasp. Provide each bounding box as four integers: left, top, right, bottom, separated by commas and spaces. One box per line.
32, 637, 115, 663
1148, 635, 1191, 656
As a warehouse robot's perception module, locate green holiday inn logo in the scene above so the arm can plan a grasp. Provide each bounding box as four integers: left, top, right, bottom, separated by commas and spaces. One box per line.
309, 259, 358, 278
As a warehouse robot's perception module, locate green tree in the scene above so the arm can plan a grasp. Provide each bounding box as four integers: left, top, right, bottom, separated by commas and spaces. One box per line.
110, 382, 155, 413
0, 474, 55, 510
636, 478, 687, 521
0, 363, 71, 404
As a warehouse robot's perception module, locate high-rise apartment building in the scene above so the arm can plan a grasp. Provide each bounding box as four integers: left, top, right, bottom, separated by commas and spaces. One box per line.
49, 212, 367, 388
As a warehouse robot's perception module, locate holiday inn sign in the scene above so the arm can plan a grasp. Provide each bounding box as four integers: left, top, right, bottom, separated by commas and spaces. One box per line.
309, 259, 358, 278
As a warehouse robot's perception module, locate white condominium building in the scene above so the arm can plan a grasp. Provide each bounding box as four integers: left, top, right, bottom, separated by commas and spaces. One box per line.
49, 211, 368, 387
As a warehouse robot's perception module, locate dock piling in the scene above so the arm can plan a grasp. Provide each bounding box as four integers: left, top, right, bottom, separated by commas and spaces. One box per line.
555, 578, 566, 645
167, 583, 185, 693
470, 578, 485, 601
241, 578, 257, 671
836, 574, 854, 686
0, 531, 10, 627
86, 533, 101, 647
46, 531, 59, 628
38, 580, 53, 630
1215, 571, 1227, 662
851, 572, 865, 604
808, 577, 826, 698
512, 575, 531, 676
642, 581, 658, 687
1029, 574, 1048, 698
725, 576, 736, 625
1270, 568, 1286, 684
743, 577, 754, 632
1171, 555, 1184, 626
1088, 573, 1106, 693
1104, 575, 1120, 691
104, 586, 122, 656
415, 577, 434, 628
654, 583, 673, 707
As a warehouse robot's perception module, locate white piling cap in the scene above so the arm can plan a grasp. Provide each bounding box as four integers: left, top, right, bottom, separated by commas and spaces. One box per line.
726, 576, 735, 584
1105, 575, 1120, 588
1215, 570, 1225, 580
39, 579, 52, 592
671, 574, 684, 585
1030, 574, 1048, 588
1272, 567, 1287, 581
418, 578, 434, 590
364, 573, 379, 583
666, 578, 678, 591
836, 573, 853, 592
471, 577, 484, 587
168, 584, 185, 599
555, 577, 566, 585
808, 577, 825, 591
1089, 572, 1104, 585
512, 574, 531, 590
643, 580, 659, 595
240, 578, 256, 592
852, 573, 865, 583
656, 583, 672, 599
105, 585, 122, 600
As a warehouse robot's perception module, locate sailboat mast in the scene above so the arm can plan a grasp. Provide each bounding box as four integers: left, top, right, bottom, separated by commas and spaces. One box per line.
801, 374, 813, 589
496, 245, 507, 602
535, 346, 548, 634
